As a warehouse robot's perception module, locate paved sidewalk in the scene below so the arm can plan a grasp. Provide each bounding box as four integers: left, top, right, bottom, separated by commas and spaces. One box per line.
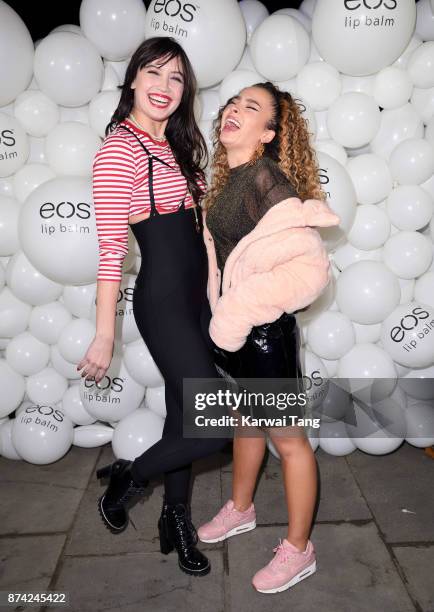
0, 442, 433, 612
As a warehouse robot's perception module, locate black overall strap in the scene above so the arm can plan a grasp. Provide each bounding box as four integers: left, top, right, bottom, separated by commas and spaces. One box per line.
119, 124, 177, 218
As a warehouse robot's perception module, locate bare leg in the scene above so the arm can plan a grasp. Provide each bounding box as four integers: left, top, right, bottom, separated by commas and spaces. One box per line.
232, 426, 267, 512
269, 426, 317, 552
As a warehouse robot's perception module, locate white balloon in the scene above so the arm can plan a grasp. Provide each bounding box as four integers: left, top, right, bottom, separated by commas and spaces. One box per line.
398, 277, 415, 305
199, 90, 221, 122
144, 0, 246, 89
0, 359, 25, 417
45, 122, 101, 177
274, 8, 311, 32
327, 93, 380, 149
123, 337, 164, 387
380, 301, 434, 368
314, 109, 330, 141
59, 104, 90, 125
13, 91, 59, 138
80, 351, 145, 421
294, 272, 336, 324
0, 287, 31, 338
0, 196, 21, 256
399, 365, 434, 401
0, 0, 34, 106
61, 383, 96, 425
29, 301, 72, 345
353, 321, 382, 344
12, 403, 73, 464
296, 62, 341, 111
382, 231, 432, 279
346, 154, 392, 205
0, 420, 22, 460
0, 113, 29, 178
389, 138, 434, 185
336, 260, 400, 324
50, 345, 81, 379
300, 0, 317, 19
12, 164, 56, 204
101, 63, 120, 92
62, 283, 96, 319
219, 70, 265, 105
239, 0, 269, 43
6, 251, 63, 305
404, 396, 434, 447
414, 271, 434, 309
5, 332, 50, 376
316, 152, 357, 250
28, 137, 47, 164
57, 318, 95, 364
34, 32, 104, 107
370, 103, 424, 160
26, 367, 68, 406
407, 41, 434, 89
332, 241, 383, 271
112, 408, 164, 461
411, 87, 434, 124
80, 0, 147, 61
319, 420, 356, 456
347, 204, 391, 251
314, 140, 347, 166
341, 74, 375, 97
18, 177, 99, 285
386, 185, 433, 231
393, 34, 423, 70
73, 423, 113, 447
299, 348, 330, 411
312, 0, 416, 76
144, 385, 167, 418
373, 66, 413, 110
88, 91, 121, 139
250, 15, 310, 81
306, 311, 355, 360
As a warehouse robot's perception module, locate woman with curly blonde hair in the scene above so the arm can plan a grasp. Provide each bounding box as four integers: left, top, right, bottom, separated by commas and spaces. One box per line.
196, 81, 340, 594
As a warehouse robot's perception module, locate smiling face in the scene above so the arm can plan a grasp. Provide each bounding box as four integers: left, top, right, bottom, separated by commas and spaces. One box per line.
220, 86, 277, 157
131, 54, 185, 122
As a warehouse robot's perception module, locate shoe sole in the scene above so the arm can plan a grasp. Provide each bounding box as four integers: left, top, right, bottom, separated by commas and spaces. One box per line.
254, 560, 317, 594
178, 560, 211, 577
97, 495, 128, 534
198, 519, 256, 543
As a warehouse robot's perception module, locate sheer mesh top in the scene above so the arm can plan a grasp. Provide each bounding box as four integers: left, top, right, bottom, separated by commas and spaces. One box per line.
206, 156, 299, 273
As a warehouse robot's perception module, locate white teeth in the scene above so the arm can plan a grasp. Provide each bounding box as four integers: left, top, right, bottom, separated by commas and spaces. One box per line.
226, 117, 240, 128
149, 95, 169, 104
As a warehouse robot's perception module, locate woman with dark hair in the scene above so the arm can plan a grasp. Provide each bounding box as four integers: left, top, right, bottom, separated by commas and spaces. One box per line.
77, 37, 229, 577
196, 82, 340, 593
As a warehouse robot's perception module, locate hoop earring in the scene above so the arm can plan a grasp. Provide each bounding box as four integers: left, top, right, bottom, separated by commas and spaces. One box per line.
249, 140, 265, 165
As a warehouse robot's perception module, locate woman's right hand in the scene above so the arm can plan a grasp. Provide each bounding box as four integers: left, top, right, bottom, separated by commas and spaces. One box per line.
77, 335, 114, 384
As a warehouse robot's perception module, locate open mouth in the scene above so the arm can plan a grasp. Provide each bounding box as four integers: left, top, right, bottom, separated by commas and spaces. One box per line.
148, 93, 172, 108
222, 116, 241, 132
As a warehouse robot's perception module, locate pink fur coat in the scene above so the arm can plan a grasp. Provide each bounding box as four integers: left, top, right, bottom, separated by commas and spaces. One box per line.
202, 197, 341, 352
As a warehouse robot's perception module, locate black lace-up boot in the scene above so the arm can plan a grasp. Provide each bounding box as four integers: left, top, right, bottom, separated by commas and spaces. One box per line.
96, 459, 148, 533
158, 498, 210, 576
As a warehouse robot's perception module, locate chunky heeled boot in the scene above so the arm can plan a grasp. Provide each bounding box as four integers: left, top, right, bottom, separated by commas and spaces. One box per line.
96, 459, 148, 534
158, 499, 211, 576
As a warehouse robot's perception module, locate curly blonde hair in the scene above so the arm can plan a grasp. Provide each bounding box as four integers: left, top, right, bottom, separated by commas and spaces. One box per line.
203, 82, 326, 209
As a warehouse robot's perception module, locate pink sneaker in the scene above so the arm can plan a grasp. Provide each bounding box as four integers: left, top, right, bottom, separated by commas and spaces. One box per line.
197, 499, 256, 543
252, 537, 316, 594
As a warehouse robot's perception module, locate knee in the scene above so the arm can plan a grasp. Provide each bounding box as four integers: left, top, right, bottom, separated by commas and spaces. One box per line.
271, 432, 309, 460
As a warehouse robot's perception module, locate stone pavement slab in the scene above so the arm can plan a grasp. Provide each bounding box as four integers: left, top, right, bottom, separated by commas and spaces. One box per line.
393, 545, 434, 612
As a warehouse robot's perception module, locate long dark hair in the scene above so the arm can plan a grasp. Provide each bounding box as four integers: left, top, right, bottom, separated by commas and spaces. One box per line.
106, 37, 207, 204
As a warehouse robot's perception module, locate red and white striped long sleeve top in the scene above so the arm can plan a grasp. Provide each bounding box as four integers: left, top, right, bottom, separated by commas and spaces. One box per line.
93, 118, 206, 282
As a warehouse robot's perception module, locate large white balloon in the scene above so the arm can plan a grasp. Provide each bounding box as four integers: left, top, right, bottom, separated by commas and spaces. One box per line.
123, 337, 164, 387
0, 359, 25, 417
0, 287, 31, 338
29, 301, 72, 345
12, 164, 56, 204
312, 0, 416, 76
250, 14, 310, 81
112, 408, 164, 460
26, 366, 68, 405
347, 204, 391, 251
80, 0, 147, 61
18, 177, 99, 284
6, 251, 63, 306
0, 113, 29, 178
144, 0, 246, 89
73, 423, 114, 447
219, 70, 265, 105
411, 87, 434, 125
380, 301, 434, 368
144, 385, 167, 418
5, 331, 50, 376
12, 404, 73, 464
0, 196, 21, 256
57, 318, 95, 364
34, 32, 104, 107
407, 41, 434, 89
336, 260, 400, 324
61, 384, 96, 426
382, 231, 432, 279
399, 365, 434, 401
0, 1, 34, 106
62, 283, 96, 319
386, 185, 433, 231
414, 271, 434, 309
370, 103, 424, 160
239, 0, 269, 43
296, 62, 341, 111
80, 351, 145, 421
346, 154, 392, 205
389, 138, 434, 186
0, 420, 22, 460
88, 91, 121, 139
306, 311, 355, 360
45, 122, 101, 177
327, 93, 380, 149
300, 348, 330, 411
13, 91, 59, 138
373, 66, 413, 110
404, 396, 434, 448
